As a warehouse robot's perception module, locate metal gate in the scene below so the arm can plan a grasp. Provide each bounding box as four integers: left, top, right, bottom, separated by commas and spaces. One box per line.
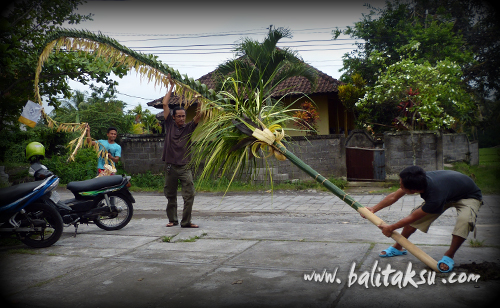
346, 147, 386, 181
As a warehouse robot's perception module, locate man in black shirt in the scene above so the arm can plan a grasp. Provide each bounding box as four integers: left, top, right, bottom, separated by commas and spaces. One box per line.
162, 76, 202, 228
363, 166, 482, 272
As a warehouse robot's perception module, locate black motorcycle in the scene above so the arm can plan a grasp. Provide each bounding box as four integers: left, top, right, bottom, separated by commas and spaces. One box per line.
0, 175, 64, 248
30, 163, 135, 235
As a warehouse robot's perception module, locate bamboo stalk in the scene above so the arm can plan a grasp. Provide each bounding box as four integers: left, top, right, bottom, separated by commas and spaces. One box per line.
274, 142, 439, 272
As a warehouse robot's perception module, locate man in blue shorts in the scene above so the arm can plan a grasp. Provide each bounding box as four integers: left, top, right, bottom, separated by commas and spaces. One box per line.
363, 165, 482, 273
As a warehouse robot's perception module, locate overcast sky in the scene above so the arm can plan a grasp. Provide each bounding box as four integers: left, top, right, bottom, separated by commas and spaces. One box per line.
53, 0, 387, 113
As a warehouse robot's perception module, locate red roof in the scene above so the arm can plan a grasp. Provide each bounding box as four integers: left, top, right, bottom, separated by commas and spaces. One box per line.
147, 65, 341, 110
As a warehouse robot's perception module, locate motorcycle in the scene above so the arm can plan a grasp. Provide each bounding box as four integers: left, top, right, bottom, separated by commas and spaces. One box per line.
29, 162, 135, 235
0, 175, 64, 248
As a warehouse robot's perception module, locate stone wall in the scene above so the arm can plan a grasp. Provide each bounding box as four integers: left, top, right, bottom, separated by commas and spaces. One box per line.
120, 131, 477, 182
384, 131, 444, 178
265, 134, 346, 181
443, 133, 478, 165
120, 134, 165, 175
120, 133, 346, 182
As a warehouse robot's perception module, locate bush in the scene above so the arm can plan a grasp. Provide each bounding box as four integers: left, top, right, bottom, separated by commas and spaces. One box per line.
130, 171, 164, 191
43, 148, 98, 183
0, 125, 75, 163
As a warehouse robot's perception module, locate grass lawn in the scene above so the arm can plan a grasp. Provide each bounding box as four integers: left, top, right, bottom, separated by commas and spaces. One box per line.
445, 147, 500, 194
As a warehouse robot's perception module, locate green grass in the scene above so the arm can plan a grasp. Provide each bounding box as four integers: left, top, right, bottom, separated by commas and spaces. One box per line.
7, 248, 40, 255
177, 233, 208, 242
162, 235, 175, 242
368, 184, 400, 194
445, 148, 500, 194
196, 176, 347, 193
0, 236, 22, 247
128, 171, 348, 194
468, 239, 486, 247
479, 147, 500, 166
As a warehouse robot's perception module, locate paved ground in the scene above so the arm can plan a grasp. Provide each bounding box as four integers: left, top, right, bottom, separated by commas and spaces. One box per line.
1, 189, 499, 308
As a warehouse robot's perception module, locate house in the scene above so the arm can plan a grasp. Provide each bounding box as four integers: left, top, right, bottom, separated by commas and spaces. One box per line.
146, 65, 355, 136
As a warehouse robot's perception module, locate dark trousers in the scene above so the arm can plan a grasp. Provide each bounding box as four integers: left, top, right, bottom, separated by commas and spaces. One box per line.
164, 164, 195, 227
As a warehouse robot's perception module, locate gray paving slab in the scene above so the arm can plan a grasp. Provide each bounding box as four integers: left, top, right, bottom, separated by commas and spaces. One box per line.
1, 190, 499, 308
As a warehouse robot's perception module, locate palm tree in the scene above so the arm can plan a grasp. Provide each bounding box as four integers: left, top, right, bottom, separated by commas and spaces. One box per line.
61, 90, 87, 123
131, 104, 145, 124
214, 27, 317, 104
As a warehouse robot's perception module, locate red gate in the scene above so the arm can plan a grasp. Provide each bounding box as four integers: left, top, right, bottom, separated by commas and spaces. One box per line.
346, 147, 385, 181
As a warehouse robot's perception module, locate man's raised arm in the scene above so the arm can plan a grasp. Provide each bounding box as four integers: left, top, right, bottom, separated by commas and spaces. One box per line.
162, 75, 175, 118
193, 101, 202, 124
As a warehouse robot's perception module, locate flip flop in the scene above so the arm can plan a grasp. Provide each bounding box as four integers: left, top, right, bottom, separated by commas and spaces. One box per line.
379, 246, 408, 258
181, 223, 199, 228
437, 256, 455, 273
166, 222, 178, 227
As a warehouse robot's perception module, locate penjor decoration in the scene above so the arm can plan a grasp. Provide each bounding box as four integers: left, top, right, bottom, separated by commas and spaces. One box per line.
34, 29, 438, 271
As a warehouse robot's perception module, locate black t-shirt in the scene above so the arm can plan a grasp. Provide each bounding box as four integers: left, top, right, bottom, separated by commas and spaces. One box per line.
161, 114, 198, 165
420, 170, 482, 214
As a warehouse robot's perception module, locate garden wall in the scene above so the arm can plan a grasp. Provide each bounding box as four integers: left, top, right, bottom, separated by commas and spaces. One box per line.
120, 134, 165, 175
443, 133, 479, 165
120, 134, 347, 182
120, 131, 477, 182
383, 131, 443, 178
252, 134, 347, 182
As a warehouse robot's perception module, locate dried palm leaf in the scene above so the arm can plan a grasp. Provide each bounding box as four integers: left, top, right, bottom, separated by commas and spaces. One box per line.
34, 29, 221, 161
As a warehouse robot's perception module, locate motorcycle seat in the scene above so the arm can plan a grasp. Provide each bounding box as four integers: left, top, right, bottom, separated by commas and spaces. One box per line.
67, 175, 124, 194
0, 180, 47, 207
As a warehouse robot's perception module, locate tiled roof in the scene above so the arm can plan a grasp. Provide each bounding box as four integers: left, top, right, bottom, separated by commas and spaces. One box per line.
271, 67, 341, 95
147, 65, 341, 110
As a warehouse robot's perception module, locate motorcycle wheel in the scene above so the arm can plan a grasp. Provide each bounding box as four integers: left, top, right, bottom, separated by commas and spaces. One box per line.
18, 202, 64, 248
94, 195, 133, 231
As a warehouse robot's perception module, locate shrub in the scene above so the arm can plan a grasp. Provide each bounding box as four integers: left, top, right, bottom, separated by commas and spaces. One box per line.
130, 171, 164, 190
0, 125, 75, 163
43, 148, 97, 183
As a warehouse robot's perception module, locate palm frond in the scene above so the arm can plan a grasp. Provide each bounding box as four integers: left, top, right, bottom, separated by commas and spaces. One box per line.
34, 29, 225, 161
34, 29, 222, 124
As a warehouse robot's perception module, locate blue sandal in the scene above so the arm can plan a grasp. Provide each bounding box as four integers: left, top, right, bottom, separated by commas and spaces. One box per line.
379, 246, 408, 258
437, 256, 455, 273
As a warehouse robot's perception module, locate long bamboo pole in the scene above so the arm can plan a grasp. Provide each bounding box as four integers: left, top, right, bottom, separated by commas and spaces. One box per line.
274, 142, 439, 272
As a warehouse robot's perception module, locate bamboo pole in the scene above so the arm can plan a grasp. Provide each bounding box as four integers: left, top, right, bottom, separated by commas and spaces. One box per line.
274, 142, 439, 272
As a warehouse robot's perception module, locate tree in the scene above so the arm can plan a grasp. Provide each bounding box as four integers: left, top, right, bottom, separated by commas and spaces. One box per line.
411, 0, 500, 101
51, 87, 133, 140
337, 73, 366, 136
0, 0, 128, 134
128, 104, 161, 134
58, 90, 87, 123
214, 27, 318, 103
333, 0, 488, 133
357, 57, 477, 131
333, 0, 474, 86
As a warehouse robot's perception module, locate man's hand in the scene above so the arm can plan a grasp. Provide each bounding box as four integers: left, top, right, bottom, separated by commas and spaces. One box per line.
360, 206, 375, 219
85, 124, 95, 146
378, 223, 395, 237
107, 153, 119, 163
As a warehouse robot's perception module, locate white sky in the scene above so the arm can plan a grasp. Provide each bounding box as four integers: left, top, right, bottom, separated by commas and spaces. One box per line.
49, 0, 386, 114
